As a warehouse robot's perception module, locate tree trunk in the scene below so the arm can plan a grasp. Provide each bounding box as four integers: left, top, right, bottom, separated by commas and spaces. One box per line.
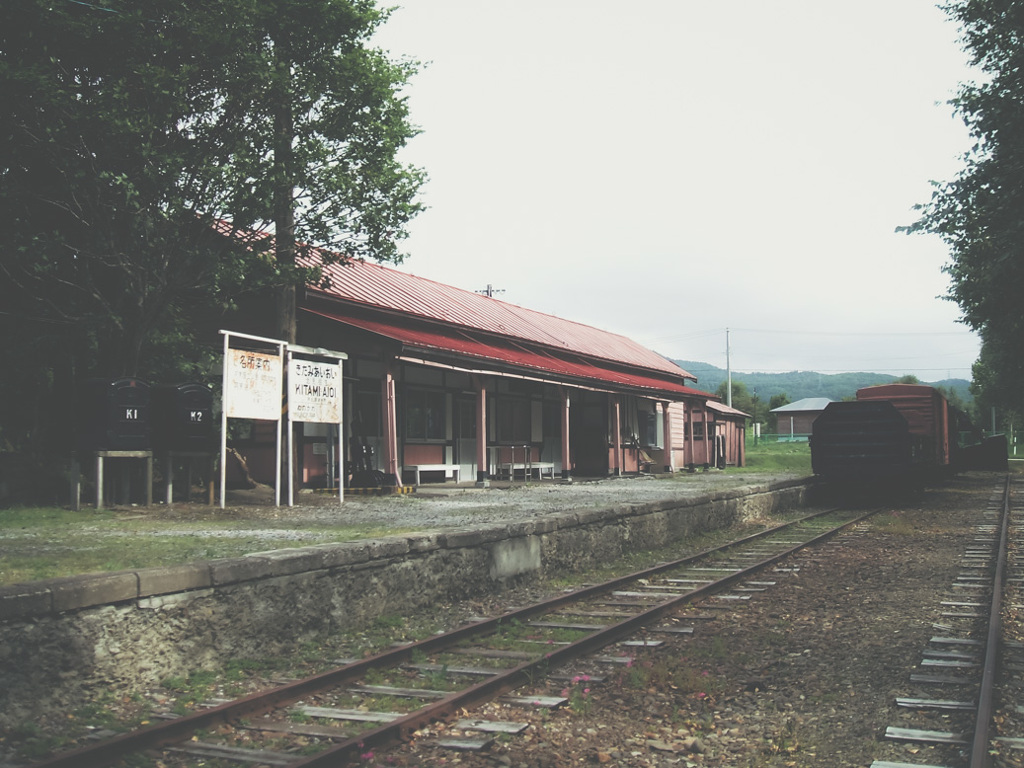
272, 32, 296, 345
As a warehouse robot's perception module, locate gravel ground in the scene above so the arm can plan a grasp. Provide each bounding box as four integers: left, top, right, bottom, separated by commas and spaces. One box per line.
331, 471, 1007, 768
7, 470, 1005, 768
167, 472, 806, 532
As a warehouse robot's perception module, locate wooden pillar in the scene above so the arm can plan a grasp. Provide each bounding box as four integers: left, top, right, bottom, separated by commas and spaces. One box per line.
703, 407, 711, 467
560, 387, 571, 481
382, 363, 401, 486
686, 402, 694, 469
475, 376, 489, 486
661, 401, 674, 473
612, 396, 622, 476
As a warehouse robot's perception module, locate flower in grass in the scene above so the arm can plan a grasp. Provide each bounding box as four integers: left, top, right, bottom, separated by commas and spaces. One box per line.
361, 751, 375, 760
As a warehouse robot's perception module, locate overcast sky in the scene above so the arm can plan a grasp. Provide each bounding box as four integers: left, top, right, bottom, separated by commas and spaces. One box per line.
372, 1, 981, 382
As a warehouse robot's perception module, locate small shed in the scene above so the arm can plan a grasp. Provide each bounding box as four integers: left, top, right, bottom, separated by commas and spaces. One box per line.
770, 398, 833, 441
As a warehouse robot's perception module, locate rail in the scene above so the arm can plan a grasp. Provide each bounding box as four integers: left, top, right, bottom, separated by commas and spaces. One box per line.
31, 507, 874, 768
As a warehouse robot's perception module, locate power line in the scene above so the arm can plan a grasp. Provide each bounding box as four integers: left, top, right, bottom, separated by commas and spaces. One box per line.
640, 326, 976, 345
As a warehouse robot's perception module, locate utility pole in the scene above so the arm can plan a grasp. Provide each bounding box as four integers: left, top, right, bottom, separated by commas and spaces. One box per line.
726, 328, 732, 408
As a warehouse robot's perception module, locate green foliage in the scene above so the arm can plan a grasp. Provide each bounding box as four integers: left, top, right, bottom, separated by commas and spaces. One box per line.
617, 652, 721, 701
560, 674, 594, 716
0, 0, 425, 499
969, 340, 1021, 432
713, 379, 767, 424
900, 1, 1024, 415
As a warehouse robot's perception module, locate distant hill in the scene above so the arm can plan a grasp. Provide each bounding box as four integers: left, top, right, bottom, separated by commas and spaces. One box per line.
675, 360, 972, 405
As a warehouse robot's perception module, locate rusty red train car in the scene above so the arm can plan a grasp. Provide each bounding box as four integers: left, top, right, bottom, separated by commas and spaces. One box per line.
811, 383, 1005, 485
855, 384, 953, 470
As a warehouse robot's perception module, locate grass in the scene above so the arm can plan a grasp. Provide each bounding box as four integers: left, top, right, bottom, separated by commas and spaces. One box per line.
740, 438, 812, 474
0, 506, 414, 585
0, 447, 811, 586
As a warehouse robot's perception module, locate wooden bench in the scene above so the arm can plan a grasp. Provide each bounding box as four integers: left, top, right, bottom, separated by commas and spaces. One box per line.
404, 464, 460, 486
498, 462, 556, 481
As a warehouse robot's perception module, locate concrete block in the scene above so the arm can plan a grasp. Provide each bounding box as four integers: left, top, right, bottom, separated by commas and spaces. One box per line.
441, 528, 491, 548
489, 536, 541, 580
243, 547, 327, 576
310, 542, 370, 567
529, 516, 561, 534
50, 571, 139, 612
137, 563, 213, 597
505, 520, 537, 538
446, 525, 509, 547
407, 532, 443, 553
575, 508, 609, 526
362, 538, 411, 559
209, 557, 271, 586
0, 583, 53, 620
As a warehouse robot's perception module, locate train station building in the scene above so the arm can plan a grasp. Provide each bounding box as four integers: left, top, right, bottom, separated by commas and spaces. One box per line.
231, 238, 748, 488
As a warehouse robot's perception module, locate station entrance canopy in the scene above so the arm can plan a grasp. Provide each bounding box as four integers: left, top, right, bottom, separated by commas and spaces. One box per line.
302, 307, 712, 401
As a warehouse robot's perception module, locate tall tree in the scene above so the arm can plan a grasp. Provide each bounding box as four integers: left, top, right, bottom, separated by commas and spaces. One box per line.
905, 1, 1024, 415
195, 0, 426, 342
0, 0, 424, 495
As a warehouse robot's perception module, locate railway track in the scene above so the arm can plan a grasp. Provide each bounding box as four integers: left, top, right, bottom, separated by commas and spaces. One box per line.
872, 476, 1021, 768
28, 506, 873, 768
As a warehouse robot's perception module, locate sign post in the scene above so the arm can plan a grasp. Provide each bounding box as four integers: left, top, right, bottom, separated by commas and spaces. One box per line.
287, 344, 347, 506
219, 330, 286, 508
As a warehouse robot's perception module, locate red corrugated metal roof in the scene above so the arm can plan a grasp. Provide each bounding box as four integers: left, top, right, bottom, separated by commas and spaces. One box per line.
303, 307, 712, 399
212, 218, 696, 384
300, 255, 693, 381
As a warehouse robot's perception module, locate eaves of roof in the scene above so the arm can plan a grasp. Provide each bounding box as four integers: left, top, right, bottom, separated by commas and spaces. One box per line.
706, 400, 751, 418
302, 306, 712, 401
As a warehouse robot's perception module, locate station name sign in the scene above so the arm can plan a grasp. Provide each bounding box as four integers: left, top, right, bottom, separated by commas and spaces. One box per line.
290, 359, 341, 423
224, 349, 282, 421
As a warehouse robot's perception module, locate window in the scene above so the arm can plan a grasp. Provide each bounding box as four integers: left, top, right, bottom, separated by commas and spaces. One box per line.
405, 389, 445, 441
457, 398, 476, 439
496, 398, 531, 443
351, 388, 381, 437
639, 410, 658, 447
692, 417, 705, 440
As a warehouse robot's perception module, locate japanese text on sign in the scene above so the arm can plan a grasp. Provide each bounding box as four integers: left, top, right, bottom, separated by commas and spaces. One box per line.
225, 349, 282, 420
290, 359, 341, 423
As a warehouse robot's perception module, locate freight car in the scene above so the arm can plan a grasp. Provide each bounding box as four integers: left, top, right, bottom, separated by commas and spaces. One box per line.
810, 399, 918, 483
811, 383, 1005, 485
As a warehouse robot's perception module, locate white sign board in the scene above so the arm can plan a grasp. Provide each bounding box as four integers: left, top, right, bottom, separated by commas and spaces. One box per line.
290, 359, 342, 423
225, 349, 282, 420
